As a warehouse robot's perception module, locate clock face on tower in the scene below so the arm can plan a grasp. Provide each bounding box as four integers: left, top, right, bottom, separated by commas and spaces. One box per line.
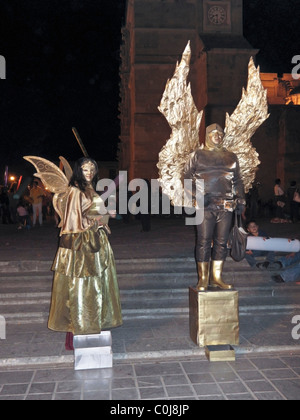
203, 1, 231, 32
208, 5, 227, 25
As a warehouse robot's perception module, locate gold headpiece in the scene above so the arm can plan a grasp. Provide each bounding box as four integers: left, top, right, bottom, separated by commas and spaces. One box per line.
206, 123, 224, 136
81, 161, 96, 171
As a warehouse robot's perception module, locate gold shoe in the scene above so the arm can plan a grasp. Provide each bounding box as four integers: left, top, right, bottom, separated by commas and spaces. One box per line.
210, 260, 233, 290
196, 262, 210, 292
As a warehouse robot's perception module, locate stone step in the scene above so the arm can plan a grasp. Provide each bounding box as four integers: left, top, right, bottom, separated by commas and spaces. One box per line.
1, 303, 300, 327
1, 280, 276, 302
0, 259, 277, 281
1, 257, 299, 328
0, 263, 299, 304
1, 285, 300, 326
0, 256, 251, 273
1, 281, 300, 302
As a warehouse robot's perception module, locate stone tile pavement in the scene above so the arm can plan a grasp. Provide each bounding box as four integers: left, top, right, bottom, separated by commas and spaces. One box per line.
1, 352, 300, 400
0, 216, 300, 400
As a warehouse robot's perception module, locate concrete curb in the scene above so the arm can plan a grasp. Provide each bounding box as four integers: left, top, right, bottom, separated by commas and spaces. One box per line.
1, 345, 300, 369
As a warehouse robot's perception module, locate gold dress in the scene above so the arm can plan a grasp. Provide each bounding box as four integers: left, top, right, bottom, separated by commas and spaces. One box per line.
48, 186, 122, 335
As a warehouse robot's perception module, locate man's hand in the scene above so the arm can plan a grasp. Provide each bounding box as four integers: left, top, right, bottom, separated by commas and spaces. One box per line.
94, 216, 103, 226
108, 210, 117, 219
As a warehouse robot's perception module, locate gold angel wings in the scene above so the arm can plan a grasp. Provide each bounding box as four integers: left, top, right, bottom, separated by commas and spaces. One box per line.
157, 42, 203, 207
223, 57, 269, 193
23, 155, 72, 221
157, 42, 269, 205
23, 156, 71, 192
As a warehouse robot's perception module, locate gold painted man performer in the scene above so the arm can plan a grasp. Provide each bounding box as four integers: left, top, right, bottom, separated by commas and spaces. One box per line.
183, 123, 246, 291
157, 43, 268, 294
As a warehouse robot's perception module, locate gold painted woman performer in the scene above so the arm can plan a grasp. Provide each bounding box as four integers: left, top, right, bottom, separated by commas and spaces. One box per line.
24, 156, 122, 350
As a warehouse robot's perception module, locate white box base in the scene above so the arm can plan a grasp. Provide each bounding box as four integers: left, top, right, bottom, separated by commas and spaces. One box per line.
73, 331, 113, 370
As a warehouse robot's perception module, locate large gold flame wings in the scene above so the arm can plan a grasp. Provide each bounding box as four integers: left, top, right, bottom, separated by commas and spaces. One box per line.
157, 42, 269, 205
223, 57, 269, 193
157, 42, 203, 207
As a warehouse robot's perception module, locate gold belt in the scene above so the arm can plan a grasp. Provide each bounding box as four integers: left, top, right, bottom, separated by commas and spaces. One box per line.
210, 199, 235, 211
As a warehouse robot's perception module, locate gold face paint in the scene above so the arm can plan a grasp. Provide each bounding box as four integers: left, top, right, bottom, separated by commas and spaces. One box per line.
208, 129, 224, 147
81, 161, 96, 183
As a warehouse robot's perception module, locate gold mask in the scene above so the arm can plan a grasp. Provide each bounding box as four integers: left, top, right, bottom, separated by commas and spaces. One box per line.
81, 161, 96, 182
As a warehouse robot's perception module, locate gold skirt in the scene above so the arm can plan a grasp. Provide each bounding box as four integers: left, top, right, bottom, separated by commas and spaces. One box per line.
48, 226, 122, 335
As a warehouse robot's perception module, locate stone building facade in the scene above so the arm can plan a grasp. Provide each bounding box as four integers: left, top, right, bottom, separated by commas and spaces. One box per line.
252, 74, 300, 200
118, 0, 300, 201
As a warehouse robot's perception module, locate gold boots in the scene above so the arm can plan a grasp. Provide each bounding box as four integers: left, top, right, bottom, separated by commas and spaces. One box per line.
197, 260, 233, 291
210, 260, 233, 290
196, 262, 210, 291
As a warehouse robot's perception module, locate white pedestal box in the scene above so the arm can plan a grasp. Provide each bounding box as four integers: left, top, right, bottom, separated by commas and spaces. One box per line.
73, 331, 113, 371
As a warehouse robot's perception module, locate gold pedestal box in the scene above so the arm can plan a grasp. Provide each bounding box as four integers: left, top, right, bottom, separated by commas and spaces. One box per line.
205, 345, 236, 362
189, 287, 239, 349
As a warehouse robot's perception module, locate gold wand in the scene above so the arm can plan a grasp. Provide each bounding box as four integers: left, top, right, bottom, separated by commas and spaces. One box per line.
72, 127, 89, 157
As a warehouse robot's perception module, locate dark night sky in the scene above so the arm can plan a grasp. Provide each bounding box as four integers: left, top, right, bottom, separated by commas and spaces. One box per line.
0, 0, 299, 178
243, 0, 300, 75
0, 0, 126, 177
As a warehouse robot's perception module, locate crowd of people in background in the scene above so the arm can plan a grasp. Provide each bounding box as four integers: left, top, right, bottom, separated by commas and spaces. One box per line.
0, 176, 300, 230
0, 179, 54, 230
241, 179, 300, 224
271, 178, 300, 223
0, 174, 299, 284
242, 179, 300, 284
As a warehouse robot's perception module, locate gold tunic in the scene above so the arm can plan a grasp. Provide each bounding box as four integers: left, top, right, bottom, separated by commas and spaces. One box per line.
48, 187, 122, 335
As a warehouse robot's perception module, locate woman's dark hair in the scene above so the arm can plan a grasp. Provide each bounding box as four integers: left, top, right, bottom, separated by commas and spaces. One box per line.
69, 157, 99, 192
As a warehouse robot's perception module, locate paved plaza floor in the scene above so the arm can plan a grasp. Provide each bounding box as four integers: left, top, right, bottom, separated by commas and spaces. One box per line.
1, 352, 300, 400
0, 216, 300, 400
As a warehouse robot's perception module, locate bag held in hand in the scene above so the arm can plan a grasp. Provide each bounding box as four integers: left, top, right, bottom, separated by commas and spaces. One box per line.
228, 212, 248, 262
